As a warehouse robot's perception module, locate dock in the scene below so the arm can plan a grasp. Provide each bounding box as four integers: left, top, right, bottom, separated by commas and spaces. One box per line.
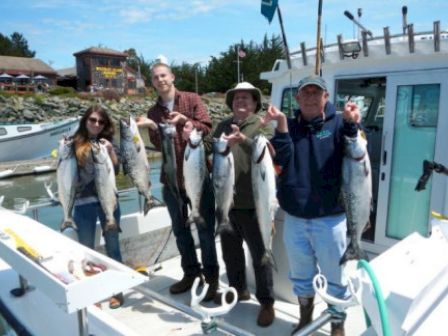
0, 158, 57, 179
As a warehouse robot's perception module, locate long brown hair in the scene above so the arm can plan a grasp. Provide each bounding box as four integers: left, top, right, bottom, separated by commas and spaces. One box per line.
74, 105, 114, 167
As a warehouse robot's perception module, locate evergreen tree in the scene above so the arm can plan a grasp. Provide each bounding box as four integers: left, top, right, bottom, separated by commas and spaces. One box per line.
0, 32, 35, 57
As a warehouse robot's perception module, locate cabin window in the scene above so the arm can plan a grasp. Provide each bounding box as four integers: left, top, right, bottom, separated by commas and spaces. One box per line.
17, 126, 32, 132
0, 128, 6, 136
280, 86, 299, 116
335, 94, 374, 121
406, 84, 440, 127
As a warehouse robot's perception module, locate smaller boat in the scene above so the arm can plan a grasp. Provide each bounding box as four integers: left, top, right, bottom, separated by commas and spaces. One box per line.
0, 117, 80, 162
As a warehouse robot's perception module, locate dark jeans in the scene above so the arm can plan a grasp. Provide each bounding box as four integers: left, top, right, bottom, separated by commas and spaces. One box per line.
162, 176, 218, 280
74, 202, 123, 263
220, 208, 274, 305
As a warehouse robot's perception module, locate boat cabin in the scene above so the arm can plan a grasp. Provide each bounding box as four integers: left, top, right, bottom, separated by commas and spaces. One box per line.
261, 20, 448, 255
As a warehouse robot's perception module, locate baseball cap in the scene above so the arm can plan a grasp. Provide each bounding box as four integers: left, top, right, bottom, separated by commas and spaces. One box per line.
297, 75, 327, 91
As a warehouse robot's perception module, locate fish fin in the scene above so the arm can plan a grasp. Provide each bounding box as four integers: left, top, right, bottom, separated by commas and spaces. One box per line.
193, 215, 206, 228
60, 219, 77, 232
261, 250, 277, 272
255, 145, 266, 164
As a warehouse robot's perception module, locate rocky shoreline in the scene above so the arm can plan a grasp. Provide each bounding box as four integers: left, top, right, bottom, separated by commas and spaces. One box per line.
0, 94, 237, 125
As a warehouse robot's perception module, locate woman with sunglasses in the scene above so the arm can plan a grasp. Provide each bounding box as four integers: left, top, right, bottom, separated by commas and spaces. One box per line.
72, 105, 124, 309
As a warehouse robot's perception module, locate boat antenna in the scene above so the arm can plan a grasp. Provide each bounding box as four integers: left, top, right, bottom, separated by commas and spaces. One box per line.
315, 0, 323, 76
344, 10, 373, 38
402, 6, 408, 34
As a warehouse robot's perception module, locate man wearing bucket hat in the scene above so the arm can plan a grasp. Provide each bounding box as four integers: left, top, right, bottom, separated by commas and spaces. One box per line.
136, 56, 219, 301
263, 75, 361, 336
200, 82, 276, 327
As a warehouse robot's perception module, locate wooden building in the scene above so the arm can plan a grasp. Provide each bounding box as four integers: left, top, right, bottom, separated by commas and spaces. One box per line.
0, 56, 57, 93
74, 47, 129, 92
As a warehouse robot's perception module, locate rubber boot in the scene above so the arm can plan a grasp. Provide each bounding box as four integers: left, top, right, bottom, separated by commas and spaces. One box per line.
291, 296, 314, 335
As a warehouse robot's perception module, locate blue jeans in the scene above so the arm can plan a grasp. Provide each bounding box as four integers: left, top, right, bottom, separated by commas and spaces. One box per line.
283, 212, 348, 299
73, 202, 123, 263
162, 176, 218, 280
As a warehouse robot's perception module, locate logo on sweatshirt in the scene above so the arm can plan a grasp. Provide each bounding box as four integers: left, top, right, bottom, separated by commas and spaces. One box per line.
315, 129, 332, 140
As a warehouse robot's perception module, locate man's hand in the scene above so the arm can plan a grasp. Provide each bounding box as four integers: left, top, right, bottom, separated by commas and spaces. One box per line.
261, 104, 285, 124
99, 138, 113, 152
343, 102, 361, 124
260, 104, 288, 133
223, 124, 246, 147
182, 121, 194, 141
135, 116, 157, 130
167, 111, 188, 126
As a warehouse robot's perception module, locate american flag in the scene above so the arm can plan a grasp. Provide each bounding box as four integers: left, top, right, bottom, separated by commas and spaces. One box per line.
238, 49, 246, 58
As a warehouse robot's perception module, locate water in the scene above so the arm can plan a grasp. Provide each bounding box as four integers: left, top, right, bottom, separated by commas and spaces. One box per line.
0, 158, 163, 230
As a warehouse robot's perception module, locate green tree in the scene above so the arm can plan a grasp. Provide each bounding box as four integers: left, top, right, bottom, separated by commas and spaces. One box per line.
0, 32, 35, 57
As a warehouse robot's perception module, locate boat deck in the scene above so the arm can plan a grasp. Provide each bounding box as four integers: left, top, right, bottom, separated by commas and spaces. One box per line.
103, 241, 370, 336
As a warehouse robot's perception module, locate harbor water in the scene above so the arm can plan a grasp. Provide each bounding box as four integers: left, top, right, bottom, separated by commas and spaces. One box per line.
0, 159, 163, 230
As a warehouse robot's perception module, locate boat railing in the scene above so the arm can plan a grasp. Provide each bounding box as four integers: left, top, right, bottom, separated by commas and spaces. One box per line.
3, 186, 157, 223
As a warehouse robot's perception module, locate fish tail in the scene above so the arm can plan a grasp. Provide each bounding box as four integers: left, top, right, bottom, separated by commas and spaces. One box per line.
60, 218, 77, 232
261, 250, 277, 271
103, 220, 119, 233
339, 240, 368, 265
193, 214, 206, 228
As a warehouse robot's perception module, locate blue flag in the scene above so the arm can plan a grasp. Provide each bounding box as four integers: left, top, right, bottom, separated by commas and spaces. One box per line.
261, 0, 278, 23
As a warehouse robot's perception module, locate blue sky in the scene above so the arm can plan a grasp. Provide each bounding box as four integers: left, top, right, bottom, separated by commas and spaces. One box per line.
1, 0, 447, 70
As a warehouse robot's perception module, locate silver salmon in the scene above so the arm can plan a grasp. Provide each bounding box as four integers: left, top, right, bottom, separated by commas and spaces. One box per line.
251, 134, 278, 266
212, 135, 235, 233
120, 115, 154, 215
183, 128, 206, 227
91, 141, 118, 232
57, 136, 78, 232
340, 131, 372, 265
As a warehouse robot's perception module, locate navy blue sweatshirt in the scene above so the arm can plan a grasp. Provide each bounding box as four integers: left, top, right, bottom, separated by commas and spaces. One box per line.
271, 102, 357, 219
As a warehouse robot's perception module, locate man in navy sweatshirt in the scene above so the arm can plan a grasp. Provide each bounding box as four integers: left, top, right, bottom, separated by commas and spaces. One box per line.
263, 75, 360, 336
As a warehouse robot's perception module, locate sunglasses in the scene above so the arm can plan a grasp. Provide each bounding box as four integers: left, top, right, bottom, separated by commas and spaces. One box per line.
88, 117, 105, 126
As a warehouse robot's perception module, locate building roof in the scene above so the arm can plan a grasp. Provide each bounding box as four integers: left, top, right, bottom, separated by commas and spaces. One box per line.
57, 66, 76, 77
0, 56, 57, 76
73, 47, 128, 57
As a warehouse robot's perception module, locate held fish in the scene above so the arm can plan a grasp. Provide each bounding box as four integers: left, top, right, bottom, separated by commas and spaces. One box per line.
120, 115, 154, 215
212, 135, 235, 233
251, 135, 278, 266
183, 128, 206, 227
340, 131, 372, 265
159, 123, 184, 215
91, 141, 118, 232
57, 136, 78, 232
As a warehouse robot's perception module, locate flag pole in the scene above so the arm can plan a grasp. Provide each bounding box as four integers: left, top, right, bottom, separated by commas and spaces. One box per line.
315, 0, 323, 76
277, 5, 291, 70
236, 45, 241, 83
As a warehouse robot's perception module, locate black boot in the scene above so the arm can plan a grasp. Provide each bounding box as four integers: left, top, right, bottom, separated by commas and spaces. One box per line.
331, 322, 345, 336
291, 296, 314, 335
203, 276, 219, 302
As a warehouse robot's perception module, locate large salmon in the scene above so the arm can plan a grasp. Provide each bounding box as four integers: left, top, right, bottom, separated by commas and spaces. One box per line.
91, 141, 118, 232
212, 135, 235, 233
183, 128, 207, 227
251, 134, 278, 266
57, 136, 78, 232
120, 115, 154, 215
340, 131, 372, 265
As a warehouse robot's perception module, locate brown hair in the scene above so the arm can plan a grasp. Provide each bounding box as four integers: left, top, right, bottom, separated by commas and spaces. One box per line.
73, 105, 114, 167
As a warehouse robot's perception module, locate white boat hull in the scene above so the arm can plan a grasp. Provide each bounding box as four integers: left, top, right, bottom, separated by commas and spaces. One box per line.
0, 118, 79, 162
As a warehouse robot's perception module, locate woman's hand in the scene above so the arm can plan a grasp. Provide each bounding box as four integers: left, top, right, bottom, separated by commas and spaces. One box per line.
223, 124, 246, 147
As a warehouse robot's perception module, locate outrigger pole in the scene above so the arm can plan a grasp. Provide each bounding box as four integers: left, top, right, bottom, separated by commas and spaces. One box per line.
315, 0, 323, 76
276, 5, 292, 70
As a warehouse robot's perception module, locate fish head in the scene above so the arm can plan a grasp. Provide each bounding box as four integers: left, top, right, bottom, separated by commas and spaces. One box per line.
252, 134, 268, 163
58, 136, 74, 159
213, 135, 229, 154
119, 116, 132, 139
188, 128, 203, 146
344, 131, 368, 159
159, 122, 177, 138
